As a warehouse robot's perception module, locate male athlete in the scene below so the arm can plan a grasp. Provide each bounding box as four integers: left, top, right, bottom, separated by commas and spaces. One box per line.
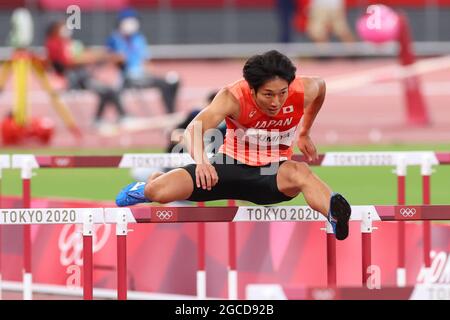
116, 50, 352, 240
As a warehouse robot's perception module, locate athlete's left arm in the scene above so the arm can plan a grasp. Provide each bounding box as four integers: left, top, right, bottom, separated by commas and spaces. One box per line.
296, 76, 326, 161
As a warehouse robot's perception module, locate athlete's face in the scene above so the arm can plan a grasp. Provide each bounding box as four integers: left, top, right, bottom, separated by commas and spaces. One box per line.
252, 77, 289, 116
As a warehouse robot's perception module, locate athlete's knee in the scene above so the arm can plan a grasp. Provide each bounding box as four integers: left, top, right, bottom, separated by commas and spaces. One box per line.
144, 180, 169, 203
289, 162, 312, 185
148, 171, 164, 182
145, 177, 184, 204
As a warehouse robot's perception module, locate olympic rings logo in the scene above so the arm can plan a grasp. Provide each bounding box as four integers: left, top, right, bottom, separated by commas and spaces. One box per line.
156, 210, 174, 220
400, 208, 416, 217
53, 157, 72, 167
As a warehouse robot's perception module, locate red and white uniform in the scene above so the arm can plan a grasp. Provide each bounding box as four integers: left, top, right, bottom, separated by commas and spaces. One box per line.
219, 77, 304, 166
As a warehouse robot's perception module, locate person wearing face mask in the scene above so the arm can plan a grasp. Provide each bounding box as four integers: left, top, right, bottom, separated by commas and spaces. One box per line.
106, 8, 180, 114
45, 20, 128, 127
115, 50, 352, 241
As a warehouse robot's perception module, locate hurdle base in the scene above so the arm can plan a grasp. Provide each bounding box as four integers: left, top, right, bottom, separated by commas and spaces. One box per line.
23, 272, 33, 300
196, 270, 206, 299
397, 268, 406, 287
228, 269, 238, 300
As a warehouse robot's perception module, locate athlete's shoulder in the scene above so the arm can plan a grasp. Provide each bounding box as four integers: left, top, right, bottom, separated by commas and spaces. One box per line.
207, 87, 240, 118
288, 77, 305, 93
301, 76, 326, 107
227, 78, 249, 95
300, 76, 325, 92
227, 78, 248, 88
226, 78, 253, 104
215, 86, 238, 102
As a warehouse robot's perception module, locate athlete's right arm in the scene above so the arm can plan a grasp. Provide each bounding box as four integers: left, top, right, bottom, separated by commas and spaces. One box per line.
184, 88, 239, 190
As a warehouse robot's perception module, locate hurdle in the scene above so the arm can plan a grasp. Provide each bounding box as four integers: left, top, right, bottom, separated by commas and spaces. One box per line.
221, 151, 450, 296
7, 153, 256, 300
0, 207, 104, 300
103, 204, 450, 300
289, 151, 450, 289
7, 151, 450, 299
10, 153, 200, 300
2, 204, 448, 300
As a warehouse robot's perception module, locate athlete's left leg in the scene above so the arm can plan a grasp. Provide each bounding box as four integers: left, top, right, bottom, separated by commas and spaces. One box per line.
116, 168, 195, 206
277, 160, 332, 216
276, 160, 351, 240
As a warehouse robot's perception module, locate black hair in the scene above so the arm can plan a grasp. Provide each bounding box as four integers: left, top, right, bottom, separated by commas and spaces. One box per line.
243, 50, 297, 92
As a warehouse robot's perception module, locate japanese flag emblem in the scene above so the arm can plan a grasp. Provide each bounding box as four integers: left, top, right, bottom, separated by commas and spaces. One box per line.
282, 105, 294, 114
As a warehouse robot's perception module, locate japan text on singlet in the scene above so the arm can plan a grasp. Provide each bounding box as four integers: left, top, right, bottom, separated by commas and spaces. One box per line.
219, 77, 304, 166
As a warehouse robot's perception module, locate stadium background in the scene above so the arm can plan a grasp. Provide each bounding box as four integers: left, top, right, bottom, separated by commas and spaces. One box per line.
0, 0, 449, 300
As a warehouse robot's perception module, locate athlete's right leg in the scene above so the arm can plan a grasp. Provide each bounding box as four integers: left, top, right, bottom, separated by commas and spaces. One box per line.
277, 161, 332, 215
115, 168, 194, 206
277, 161, 351, 240
144, 168, 194, 203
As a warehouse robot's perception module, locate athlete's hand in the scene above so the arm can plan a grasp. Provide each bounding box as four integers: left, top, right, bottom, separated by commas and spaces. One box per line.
297, 135, 318, 162
195, 163, 219, 191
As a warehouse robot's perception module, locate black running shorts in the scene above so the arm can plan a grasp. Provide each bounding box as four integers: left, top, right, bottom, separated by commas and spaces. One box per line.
182, 153, 294, 205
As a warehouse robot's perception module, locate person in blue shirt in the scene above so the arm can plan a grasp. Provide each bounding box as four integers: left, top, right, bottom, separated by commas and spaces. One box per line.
46, 20, 127, 127
106, 8, 180, 113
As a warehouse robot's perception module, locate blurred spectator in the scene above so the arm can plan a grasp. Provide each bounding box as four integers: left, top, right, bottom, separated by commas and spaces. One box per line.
306, 0, 355, 44
293, 0, 309, 35
106, 8, 180, 114
166, 90, 225, 153
276, 0, 296, 43
45, 20, 127, 126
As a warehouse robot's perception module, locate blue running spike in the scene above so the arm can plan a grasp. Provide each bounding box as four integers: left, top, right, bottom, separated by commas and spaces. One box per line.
115, 182, 151, 207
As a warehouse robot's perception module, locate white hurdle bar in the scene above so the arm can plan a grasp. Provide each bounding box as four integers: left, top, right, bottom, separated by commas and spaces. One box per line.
1, 204, 450, 299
